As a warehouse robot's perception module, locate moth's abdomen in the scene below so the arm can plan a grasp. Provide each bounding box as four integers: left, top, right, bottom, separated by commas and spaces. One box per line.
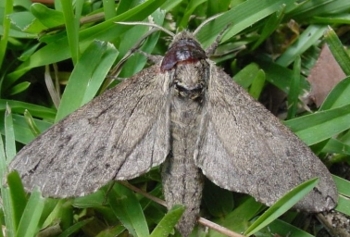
161, 62, 207, 236
162, 101, 204, 236
161, 151, 203, 237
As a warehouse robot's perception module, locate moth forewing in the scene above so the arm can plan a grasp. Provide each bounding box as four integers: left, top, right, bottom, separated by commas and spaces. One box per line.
195, 62, 337, 212
9, 65, 171, 198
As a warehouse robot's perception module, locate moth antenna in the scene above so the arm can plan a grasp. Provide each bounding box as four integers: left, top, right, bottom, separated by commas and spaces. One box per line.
193, 13, 224, 36
206, 24, 231, 56
105, 28, 159, 89
116, 21, 175, 37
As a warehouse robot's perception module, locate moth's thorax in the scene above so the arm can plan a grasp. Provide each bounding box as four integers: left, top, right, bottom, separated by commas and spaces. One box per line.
160, 34, 209, 101
171, 61, 209, 100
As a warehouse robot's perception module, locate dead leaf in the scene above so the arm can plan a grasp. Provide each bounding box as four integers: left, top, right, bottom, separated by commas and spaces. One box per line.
307, 44, 345, 107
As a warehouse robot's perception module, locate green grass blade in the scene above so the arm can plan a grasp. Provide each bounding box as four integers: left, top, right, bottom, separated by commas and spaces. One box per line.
95, 225, 125, 237
336, 195, 350, 216
40, 199, 73, 231
287, 56, 301, 119
57, 218, 93, 237
234, 63, 260, 89
0, 100, 56, 121
30, 3, 65, 28
23, 110, 41, 137
203, 179, 233, 218
209, 197, 264, 235
244, 178, 319, 236
0, 116, 7, 182
60, 0, 80, 65
249, 69, 265, 100
1, 105, 20, 237
102, 0, 116, 19
15, 188, 45, 237
320, 76, 350, 111
0, 128, 15, 237
8, 82, 31, 96
333, 176, 350, 198
332, 177, 349, 223
0, 0, 12, 69
109, 184, 149, 237
287, 0, 350, 22
0, 114, 52, 145
325, 27, 350, 75
2, 188, 16, 237
322, 138, 350, 156
197, 0, 297, 48
7, 171, 28, 231
178, 0, 206, 30
312, 13, 350, 24
259, 219, 314, 237
257, 59, 310, 93
251, 9, 284, 50
4, 104, 16, 162
285, 104, 350, 145
150, 205, 185, 237
333, 176, 350, 216
0, 213, 4, 237
56, 40, 118, 121
276, 24, 327, 67
6, 0, 164, 87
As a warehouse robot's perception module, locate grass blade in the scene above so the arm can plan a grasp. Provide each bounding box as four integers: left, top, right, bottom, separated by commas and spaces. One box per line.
150, 205, 185, 237
56, 41, 118, 121
244, 178, 319, 236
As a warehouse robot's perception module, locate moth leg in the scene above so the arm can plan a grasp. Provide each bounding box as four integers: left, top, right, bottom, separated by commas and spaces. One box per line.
205, 24, 231, 56
137, 50, 163, 64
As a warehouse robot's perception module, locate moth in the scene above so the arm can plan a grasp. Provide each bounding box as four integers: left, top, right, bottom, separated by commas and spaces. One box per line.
9, 29, 337, 237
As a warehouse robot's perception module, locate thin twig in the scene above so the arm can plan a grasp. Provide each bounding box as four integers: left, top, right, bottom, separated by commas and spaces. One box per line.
119, 181, 246, 237
119, 181, 166, 206
198, 218, 246, 237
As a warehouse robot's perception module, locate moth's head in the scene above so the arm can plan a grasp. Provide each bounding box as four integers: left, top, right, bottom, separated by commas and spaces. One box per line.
160, 31, 207, 73
160, 31, 209, 101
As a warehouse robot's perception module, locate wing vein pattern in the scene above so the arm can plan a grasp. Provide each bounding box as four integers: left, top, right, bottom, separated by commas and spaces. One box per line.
10, 65, 170, 198
195, 63, 337, 212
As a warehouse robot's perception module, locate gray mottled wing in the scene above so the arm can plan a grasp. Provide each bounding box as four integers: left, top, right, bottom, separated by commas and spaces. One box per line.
195, 63, 337, 212
9, 65, 170, 198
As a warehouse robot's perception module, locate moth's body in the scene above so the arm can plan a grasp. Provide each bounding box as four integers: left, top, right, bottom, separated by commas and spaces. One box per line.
162, 61, 208, 236
9, 31, 337, 237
